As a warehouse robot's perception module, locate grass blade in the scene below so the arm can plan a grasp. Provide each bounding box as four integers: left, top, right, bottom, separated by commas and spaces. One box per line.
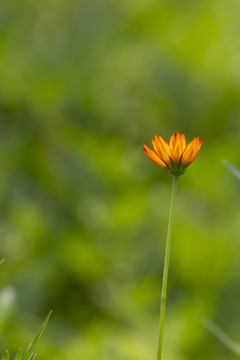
203, 317, 240, 355
224, 160, 240, 181
27, 354, 37, 360
0, 259, 5, 265
1, 351, 9, 360
23, 311, 52, 360
14, 348, 23, 360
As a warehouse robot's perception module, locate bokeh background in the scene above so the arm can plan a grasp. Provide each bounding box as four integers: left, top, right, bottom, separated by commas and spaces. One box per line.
0, 0, 240, 359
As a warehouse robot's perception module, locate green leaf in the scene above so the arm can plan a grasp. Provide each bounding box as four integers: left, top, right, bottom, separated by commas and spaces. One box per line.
1, 351, 9, 360
14, 348, 23, 360
27, 354, 33, 360
22, 311, 52, 360
0, 259, 5, 265
224, 160, 240, 181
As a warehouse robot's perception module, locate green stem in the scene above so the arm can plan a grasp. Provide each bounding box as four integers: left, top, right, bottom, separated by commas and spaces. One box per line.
157, 175, 178, 360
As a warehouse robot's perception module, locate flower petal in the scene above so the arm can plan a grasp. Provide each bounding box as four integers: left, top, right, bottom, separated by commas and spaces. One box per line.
169, 132, 186, 164
143, 144, 167, 168
181, 138, 203, 167
178, 133, 187, 152
152, 136, 171, 166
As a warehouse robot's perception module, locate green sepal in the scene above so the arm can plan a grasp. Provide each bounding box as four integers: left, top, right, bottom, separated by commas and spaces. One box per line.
177, 155, 183, 169
166, 156, 186, 176
169, 156, 175, 169
160, 158, 170, 170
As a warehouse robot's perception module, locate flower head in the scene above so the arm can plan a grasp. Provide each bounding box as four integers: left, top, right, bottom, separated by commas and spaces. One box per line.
143, 132, 203, 176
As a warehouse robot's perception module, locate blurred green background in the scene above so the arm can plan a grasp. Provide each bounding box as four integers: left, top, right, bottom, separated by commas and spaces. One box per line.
0, 0, 240, 359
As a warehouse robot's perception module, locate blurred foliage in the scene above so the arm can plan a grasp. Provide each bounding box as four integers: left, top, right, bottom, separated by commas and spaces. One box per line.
0, 0, 240, 359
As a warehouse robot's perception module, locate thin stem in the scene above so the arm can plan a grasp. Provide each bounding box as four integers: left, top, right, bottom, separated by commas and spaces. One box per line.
157, 175, 178, 360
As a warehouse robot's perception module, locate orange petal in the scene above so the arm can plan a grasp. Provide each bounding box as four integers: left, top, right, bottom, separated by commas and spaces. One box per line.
169, 132, 186, 164
143, 144, 167, 168
152, 136, 171, 166
181, 138, 203, 167
178, 133, 187, 152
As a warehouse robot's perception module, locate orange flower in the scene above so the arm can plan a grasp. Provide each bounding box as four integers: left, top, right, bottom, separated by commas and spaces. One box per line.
143, 132, 203, 175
